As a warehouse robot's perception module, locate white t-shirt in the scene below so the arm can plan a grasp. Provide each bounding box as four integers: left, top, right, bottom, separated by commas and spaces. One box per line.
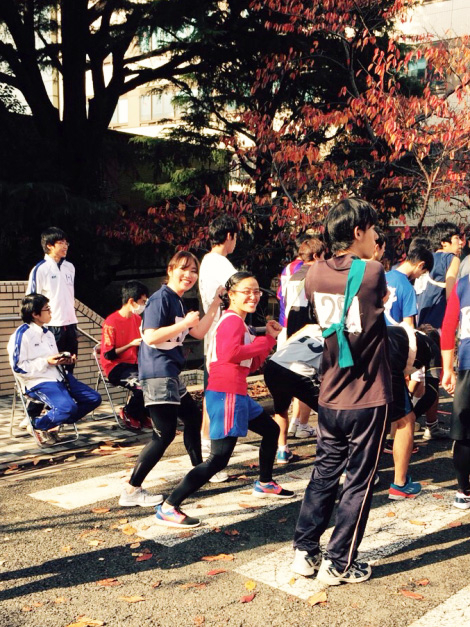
269, 324, 324, 378
199, 252, 237, 353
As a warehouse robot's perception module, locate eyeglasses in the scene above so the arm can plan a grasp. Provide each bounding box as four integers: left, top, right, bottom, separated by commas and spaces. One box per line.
41, 306, 51, 312
230, 289, 262, 297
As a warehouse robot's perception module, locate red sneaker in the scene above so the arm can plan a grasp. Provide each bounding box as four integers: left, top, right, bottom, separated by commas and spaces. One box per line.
119, 408, 141, 431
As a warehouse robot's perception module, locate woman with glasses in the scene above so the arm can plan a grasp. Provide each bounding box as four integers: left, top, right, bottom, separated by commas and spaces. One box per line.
119, 251, 223, 507
155, 271, 294, 528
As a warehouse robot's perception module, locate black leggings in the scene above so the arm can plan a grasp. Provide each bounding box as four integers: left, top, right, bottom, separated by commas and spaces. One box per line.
166, 410, 280, 508
414, 376, 439, 420
129, 393, 202, 487
453, 439, 470, 494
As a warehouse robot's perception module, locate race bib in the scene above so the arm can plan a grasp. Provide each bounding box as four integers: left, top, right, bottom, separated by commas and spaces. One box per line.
460, 306, 470, 340
314, 292, 362, 333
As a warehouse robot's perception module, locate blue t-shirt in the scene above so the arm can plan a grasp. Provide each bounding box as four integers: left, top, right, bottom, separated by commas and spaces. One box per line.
138, 284, 188, 379
384, 269, 417, 326
416, 252, 455, 328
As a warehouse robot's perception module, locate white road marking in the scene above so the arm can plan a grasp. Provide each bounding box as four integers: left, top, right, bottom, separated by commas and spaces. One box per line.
28, 443, 261, 509
407, 583, 470, 626
234, 486, 468, 601
122, 468, 311, 547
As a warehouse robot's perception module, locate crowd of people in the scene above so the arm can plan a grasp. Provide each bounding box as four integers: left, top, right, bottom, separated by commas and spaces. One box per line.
6, 200, 470, 586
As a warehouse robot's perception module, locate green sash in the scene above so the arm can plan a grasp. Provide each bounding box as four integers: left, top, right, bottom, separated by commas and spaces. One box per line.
322, 258, 366, 368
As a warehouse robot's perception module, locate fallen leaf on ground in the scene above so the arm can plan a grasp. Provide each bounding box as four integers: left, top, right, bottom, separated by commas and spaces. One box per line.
119, 596, 145, 603
236, 475, 250, 480
152, 580, 162, 588
89, 539, 104, 547
449, 521, 462, 528
21, 607, 32, 612
54, 597, 67, 603
386, 512, 396, 517
288, 577, 297, 585
194, 616, 205, 625
32, 457, 41, 465
213, 528, 221, 533
0, 560, 5, 566
400, 590, 424, 600
245, 580, 256, 591
409, 520, 427, 526
99, 445, 116, 451
432, 494, 444, 500
308, 590, 328, 606
118, 518, 128, 524
207, 568, 227, 576
140, 524, 151, 531
224, 530, 239, 536
91, 507, 110, 514
278, 517, 287, 523
62, 546, 72, 552
240, 593, 256, 603
178, 531, 195, 539
416, 579, 430, 586
201, 554, 234, 562
180, 582, 207, 589
32, 602, 44, 607
136, 553, 152, 562
97, 578, 120, 587
238, 503, 262, 510
121, 524, 137, 536
65, 616, 105, 627
130, 542, 141, 549
96, 484, 108, 488
64, 455, 77, 462
44, 528, 53, 533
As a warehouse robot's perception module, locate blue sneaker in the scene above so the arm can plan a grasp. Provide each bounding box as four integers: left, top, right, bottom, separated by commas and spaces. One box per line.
389, 475, 421, 500
276, 448, 294, 465
155, 504, 201, 528
252, 480, 294, 499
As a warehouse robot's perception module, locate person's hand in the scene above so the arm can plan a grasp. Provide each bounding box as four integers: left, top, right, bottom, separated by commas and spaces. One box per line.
266, 319, 282, 338
213, 286, 225, 302
183, 311, 200, 328
441, 369, 456, 395
48, 353, 76, 366
130, 338, 143, 347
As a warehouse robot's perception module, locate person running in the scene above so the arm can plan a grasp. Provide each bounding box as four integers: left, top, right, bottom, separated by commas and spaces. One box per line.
441, 275, 470, 509
154, 271, 294, 528
119, 251, 223, 507
291, 198, 392, 586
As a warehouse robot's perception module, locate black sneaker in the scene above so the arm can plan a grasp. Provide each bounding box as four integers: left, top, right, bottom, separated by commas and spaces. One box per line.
317, 558, 372, 585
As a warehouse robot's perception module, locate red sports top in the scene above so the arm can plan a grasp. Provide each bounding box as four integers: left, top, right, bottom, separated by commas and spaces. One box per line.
100, 310, 141, 377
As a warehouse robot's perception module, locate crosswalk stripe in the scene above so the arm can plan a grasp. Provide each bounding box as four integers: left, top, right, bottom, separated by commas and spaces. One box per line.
406, 583, 470, 626
119, 467, 312, 547
234, 486, 468, 601
28, 443, 260, 509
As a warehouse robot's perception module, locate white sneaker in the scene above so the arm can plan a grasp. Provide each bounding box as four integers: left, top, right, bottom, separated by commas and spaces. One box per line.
26, 423, 57, 446
209, 471, 229, 483
453, 491, 470, 510
119, 486, 163, 507
295, 424, 316, 438
288, 419, 299, 436
19, 416, 30, 430
291, 549, 322, 576
317, 558, 372, 586
423, 423, 449, 440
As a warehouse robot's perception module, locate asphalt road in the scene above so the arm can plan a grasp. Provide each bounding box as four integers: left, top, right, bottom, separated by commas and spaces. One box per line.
1, 405, 469, 627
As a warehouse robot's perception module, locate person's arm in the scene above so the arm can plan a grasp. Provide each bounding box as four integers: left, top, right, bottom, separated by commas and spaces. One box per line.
143, 311, 199, 346
445, 255, 460, 299
402, 316, 415, 328
189, 289, 224, 339
249, 320, 281, 371
216, 316, 277, 365
441, 284, 460, 394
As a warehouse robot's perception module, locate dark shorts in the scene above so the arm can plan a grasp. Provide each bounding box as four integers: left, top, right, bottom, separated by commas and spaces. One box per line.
390, 373, 413, 423
264, 360, 319, 415
140, 377, 187, 406
451, 370, 470, 440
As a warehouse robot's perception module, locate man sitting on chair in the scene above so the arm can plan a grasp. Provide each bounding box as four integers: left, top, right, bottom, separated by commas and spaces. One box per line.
100, 280, 150, 431
8, 294, 101, 445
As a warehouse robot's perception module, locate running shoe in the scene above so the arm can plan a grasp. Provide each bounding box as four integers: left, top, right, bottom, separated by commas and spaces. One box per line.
26, 423, 57, 446
252, 480, 294, 499
209, 471, 229, 483
423, 423, 449, 440
453, 491, 470, 510
389, 475, 421, 500
287, 419, 299, 436
154, 504, 201, 528
119, 486, 163, 507
295, 424, 316, 438
317, 558, 372, 586
291, 549, 322, 577
276, 448, 294, 464
119, 407, 141, 432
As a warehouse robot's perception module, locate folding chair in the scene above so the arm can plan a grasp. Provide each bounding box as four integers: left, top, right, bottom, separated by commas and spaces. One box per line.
91, 344, 126, 427
10, 372, 79, 448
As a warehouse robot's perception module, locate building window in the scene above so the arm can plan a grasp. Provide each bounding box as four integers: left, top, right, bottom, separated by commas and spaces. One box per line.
111, 98, 128, 125
139, 92, 175, 122
408, 58, 427, 80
